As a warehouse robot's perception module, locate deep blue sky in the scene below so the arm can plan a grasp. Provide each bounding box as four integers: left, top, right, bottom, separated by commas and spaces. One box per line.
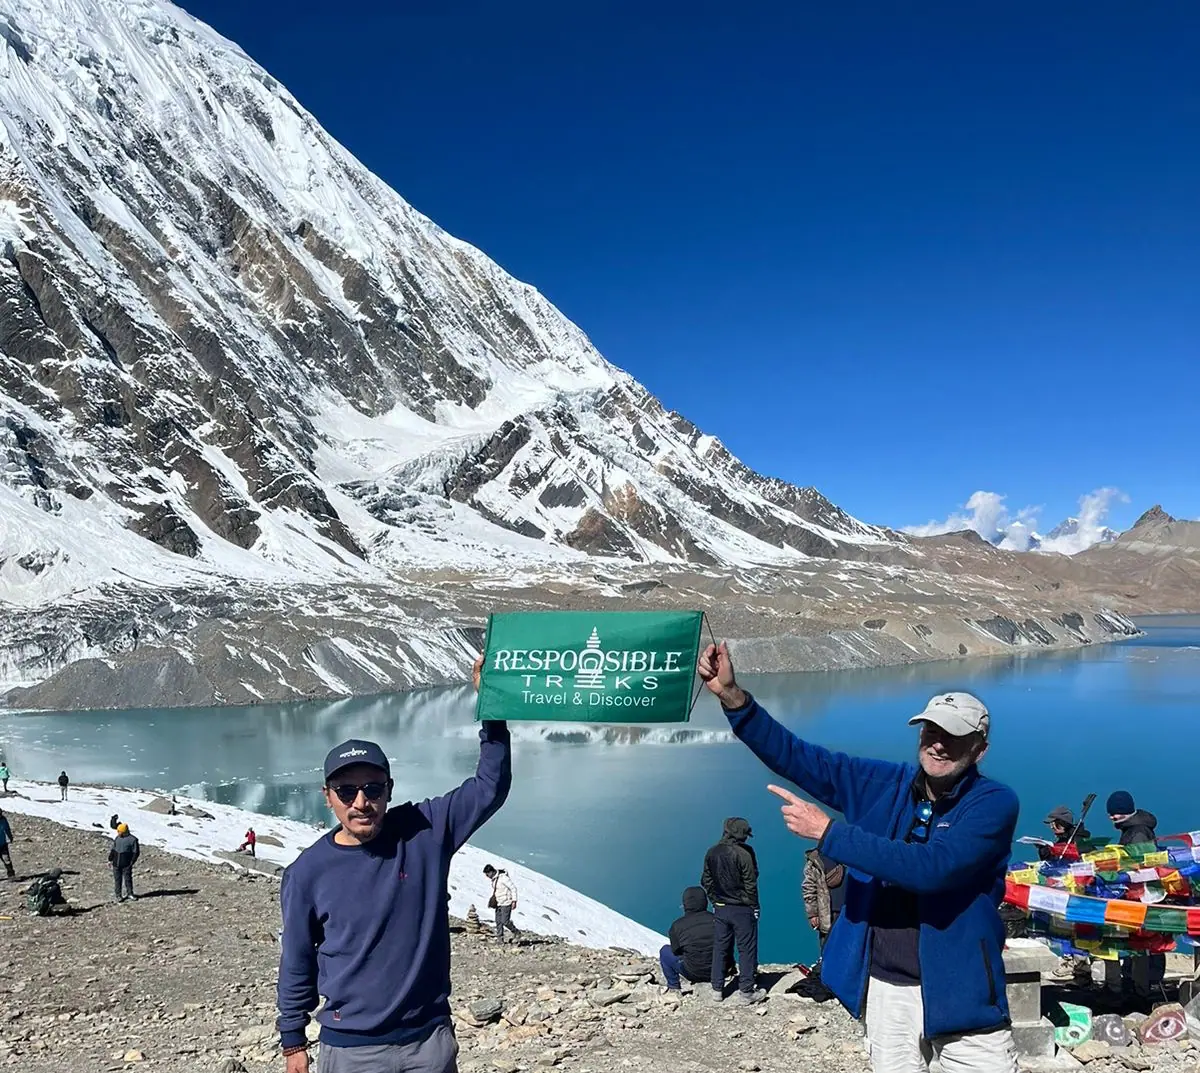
180, 1, 1198, 532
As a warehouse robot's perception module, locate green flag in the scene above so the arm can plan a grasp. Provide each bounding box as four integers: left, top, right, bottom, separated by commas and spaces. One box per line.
476, 610, 704, 723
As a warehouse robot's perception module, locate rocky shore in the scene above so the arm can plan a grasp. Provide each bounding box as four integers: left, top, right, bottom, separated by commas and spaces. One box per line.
2, 811, 1198, 1072
0, 813, 870, 1073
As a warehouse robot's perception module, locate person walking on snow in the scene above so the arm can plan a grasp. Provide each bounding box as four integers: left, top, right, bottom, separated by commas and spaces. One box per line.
276, 656, 510, 1073
0, 808, 15, 879
0, 761, 10, 793
699, 641, 1018, 1073
483, 863, 521, 943
109, 822, 140, 902
701, 816, 764, 1004
239, 828, 257, 857
57, 771, 69, 801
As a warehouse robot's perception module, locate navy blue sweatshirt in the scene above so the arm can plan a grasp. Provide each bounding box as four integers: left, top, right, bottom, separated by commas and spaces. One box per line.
276, 722, 511, 1050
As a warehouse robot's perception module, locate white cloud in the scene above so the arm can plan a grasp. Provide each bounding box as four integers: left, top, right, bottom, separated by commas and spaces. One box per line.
904, 491, 1041, 551
1038, 487, 1128, 555
903, 488, 1127, 555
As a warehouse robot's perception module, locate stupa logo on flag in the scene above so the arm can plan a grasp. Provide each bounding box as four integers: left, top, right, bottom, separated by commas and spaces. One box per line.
572, 628, 607, 689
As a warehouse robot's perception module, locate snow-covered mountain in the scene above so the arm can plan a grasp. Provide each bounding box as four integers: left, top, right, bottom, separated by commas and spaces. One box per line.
1042, 517, 1118, 549
0, 0, 897, 612
0, 0, 1159, 711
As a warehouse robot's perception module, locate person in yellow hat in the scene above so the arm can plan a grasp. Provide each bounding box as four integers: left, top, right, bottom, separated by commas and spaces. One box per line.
109, 822, 140, 902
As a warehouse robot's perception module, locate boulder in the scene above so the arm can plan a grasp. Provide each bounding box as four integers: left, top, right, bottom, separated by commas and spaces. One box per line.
464, 998, 504, 1027
1068, 1040, 1111, 1064
139, 796, 175, 815
1092, 1014, 1131, 1048
1138, 1003, 1187, 1044
587, 988, 632, 1008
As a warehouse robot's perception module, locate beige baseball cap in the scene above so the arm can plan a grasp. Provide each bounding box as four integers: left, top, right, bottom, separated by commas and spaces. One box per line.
908, 692, 990, 739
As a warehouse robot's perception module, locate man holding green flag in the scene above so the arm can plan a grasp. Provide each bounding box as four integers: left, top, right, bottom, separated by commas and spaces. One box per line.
698, 640, 1018, 1073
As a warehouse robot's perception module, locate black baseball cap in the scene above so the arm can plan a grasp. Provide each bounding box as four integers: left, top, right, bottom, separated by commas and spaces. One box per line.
324, 740, 390, 783
1043, 805, 1075, 827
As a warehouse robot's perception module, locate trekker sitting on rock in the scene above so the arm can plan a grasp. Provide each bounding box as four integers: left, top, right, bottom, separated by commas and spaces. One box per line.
109, 822, 140, 902
661, 886, 732, 992
701, 816, 764, 1005
27, 868, 67, 916
699, 641, 1019, 1073
1037, 805, 1091, 861
483, 863, 521, 943
276, 655, 510, 1073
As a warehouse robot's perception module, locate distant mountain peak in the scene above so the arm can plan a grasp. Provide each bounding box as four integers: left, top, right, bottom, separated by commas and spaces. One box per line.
1131, 505, 1176, 529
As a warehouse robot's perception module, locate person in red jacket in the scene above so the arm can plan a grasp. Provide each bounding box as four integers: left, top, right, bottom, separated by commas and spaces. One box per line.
239, 828, 257, 857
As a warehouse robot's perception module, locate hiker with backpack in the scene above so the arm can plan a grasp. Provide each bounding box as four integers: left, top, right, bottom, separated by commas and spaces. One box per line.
483, 863, 521, 943
27, 869, 66, 916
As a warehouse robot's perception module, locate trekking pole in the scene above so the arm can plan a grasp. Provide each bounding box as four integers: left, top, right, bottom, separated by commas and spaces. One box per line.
1055, 793, 1097, 860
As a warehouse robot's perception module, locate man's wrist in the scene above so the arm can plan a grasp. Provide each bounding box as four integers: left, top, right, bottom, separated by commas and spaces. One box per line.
718, 686, 749, 711
280, 1029, 309, 1052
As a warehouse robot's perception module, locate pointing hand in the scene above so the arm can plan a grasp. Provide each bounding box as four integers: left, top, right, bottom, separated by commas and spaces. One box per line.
768, 784, 833, 841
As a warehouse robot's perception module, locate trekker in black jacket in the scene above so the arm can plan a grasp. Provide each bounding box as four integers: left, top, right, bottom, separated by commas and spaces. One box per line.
1106, 791, 1158, 846
701, 817, 763, 1004
1107, 791, 1164, 998
109, 823, 140, 902
660, 887, 733, 991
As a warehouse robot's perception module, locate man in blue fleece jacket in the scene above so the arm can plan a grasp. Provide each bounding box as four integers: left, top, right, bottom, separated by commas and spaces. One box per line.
277, 656, 509, 1073
698, 642, 1018, 1073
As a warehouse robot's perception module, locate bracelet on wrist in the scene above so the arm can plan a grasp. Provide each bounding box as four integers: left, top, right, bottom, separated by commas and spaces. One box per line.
282, 1043, 309, 1057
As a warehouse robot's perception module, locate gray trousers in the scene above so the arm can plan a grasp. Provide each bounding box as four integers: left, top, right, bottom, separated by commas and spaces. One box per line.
494, 904, 520, 940
113, 864, 134, 899
320, 1023, 458, 1073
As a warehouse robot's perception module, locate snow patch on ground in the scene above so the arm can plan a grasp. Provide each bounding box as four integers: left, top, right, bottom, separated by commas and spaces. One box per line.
0, 779, 665, 954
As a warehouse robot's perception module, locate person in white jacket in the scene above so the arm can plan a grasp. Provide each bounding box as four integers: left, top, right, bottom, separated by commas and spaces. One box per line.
483, 863, 522, 943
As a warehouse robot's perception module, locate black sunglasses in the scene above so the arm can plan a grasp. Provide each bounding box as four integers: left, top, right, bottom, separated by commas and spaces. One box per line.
908, 800, 934, 844
328, 781, 388, 805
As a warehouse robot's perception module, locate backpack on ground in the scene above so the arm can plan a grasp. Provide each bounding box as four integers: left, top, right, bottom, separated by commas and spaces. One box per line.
26, 875, 64, 916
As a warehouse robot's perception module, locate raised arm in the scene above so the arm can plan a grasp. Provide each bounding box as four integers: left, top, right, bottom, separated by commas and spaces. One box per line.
426, 720, 513, 851
276, 867, 322, 1052
698, 642, 904, 818
820, 784, 1019, 894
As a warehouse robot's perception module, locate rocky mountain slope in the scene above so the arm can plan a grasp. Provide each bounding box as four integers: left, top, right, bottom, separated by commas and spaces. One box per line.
0, 0, 1182, 710
0, 0, 894, 604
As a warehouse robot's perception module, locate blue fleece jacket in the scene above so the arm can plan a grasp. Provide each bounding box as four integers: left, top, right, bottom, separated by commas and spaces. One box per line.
276, 722, 511, 1049
724, 695, 1018, 1039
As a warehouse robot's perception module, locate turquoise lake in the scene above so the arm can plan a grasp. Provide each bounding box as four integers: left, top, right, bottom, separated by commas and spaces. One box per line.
1, 614, 1197, 963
